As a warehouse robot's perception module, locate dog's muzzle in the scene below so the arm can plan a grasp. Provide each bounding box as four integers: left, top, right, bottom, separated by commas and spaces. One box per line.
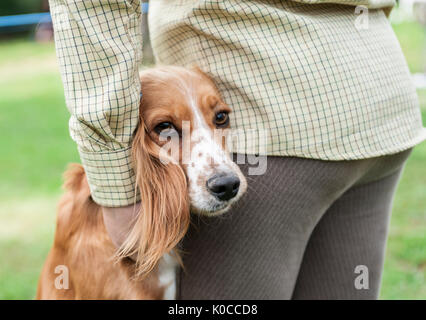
206, 173, 240, 201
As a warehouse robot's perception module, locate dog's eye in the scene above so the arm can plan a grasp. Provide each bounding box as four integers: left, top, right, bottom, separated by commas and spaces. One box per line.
214, 112, 229, 127
154, 122, 177, 135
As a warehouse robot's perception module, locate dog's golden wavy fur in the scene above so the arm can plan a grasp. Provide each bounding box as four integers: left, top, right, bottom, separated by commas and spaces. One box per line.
36, 164, 167, 299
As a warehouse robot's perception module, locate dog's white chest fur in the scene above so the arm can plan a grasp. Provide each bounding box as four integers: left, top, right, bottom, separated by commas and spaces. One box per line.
157, 253, 178, 300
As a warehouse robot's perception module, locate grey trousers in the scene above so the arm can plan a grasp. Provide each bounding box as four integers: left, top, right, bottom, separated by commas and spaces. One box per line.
178, 149, 413, 299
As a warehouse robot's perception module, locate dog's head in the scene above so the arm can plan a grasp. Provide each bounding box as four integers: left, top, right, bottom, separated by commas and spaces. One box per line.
121, 66, 246, 276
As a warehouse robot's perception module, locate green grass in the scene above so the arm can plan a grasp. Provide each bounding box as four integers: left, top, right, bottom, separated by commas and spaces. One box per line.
0, 42, 80, 197
0, 41, 77, 299
0, 21, 425, 300
0, 38, 56, 62
391, 20, 426, 73
0, 198, 57, 299
380, 132, 426, 299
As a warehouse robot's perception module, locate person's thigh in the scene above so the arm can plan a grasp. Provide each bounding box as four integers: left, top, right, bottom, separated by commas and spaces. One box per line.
178, 155, 374, 299
292, 150, 411, 299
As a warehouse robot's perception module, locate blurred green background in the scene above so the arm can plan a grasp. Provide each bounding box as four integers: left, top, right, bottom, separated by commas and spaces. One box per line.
0, 3, 425, 299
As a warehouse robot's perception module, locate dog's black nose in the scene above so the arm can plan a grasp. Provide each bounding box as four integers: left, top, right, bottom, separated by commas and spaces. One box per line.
206, 174, 240, 201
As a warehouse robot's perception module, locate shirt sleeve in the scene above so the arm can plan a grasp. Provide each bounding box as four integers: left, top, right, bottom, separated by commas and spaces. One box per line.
49, 0, 142, 207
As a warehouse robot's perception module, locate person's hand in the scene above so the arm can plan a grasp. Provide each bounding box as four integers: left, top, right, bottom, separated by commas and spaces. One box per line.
102, 202, 140, 260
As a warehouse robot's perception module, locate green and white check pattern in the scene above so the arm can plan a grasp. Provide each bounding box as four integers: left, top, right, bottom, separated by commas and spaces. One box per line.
50, 0, 142, 206
50, 0, 426, 207
149, 0, 425, 158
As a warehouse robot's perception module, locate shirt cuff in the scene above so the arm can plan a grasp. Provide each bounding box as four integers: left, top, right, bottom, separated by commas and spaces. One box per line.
78, 147, 140, 207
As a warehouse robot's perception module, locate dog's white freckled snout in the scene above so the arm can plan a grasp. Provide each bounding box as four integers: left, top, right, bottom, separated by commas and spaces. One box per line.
180, 84, 247, 216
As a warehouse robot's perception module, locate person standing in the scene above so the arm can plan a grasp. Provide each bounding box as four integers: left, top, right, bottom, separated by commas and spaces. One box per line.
49, 0, 425, 299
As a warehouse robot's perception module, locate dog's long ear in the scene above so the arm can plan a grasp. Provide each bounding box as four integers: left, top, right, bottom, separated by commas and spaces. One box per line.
119, 119, 190, 278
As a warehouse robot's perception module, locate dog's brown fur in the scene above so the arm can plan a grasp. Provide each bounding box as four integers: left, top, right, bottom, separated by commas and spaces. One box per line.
36, 164, 165, 299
